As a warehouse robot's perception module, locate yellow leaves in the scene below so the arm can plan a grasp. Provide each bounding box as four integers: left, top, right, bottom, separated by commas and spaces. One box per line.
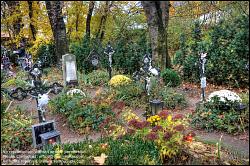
160, 146, 178, 159
110, 124, 126, 139
54, 146, 63, 160
122, 109, 140, 122
93, 153, 108, 165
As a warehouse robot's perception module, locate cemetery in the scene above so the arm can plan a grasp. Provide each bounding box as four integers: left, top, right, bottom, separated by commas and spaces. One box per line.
1, 1, 249, 165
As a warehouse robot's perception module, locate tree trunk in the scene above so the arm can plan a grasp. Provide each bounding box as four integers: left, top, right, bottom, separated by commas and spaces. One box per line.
142, 1, 171, 70
96, 1, 112, 42
28, 1, 37, 41
45, 1, 69, 64
76, 13, 79, 32
86, 1, 95, 40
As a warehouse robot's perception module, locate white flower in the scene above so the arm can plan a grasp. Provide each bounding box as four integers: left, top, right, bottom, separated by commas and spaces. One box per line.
208, 90, 242, 102
66, 89, 86, 96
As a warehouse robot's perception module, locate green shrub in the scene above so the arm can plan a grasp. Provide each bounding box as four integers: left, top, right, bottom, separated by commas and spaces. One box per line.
48, 92, 86, 116
161, 68, 181, 87
106, 135, 161, 165
35, 42, 56, 66
1, 95, 10, 116
160, 87, 187, 109
31, 135, 161, 165
49, 92, 114, 133
84, 70, 109, 86
68, 102, 114, 132
174, 15, 249, 87
1, 108, 33, 151
191, 93, 249, 134
114, 82, 144, 107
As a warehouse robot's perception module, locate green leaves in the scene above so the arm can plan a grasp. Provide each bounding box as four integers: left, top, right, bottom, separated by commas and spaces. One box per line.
161, 68, 181, 87
175, 15, 249, 88
191, 92, 249, 134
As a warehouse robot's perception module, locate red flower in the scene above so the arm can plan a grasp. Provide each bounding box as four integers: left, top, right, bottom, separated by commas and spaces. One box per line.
163, 132, 172, 141
173, 114, 184, 121
128, 119, 139, 127
141, 121, 150, 128
186, 135, 193, 142
158, 111, 169, 119
173, 124, 185, 131
152, 125, 163, 132
146, 132, 158, 141
128, 119, 149, 129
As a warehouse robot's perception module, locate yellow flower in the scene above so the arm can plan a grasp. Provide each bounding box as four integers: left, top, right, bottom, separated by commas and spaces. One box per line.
109, 75, 132, 87
167, 115, 172, 122
54, 154, 61, 160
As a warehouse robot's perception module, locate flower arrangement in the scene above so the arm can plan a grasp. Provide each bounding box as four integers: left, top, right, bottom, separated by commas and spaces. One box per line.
147, 115, 161, 126
109, 75, 132, 87
126, 111, 189, 161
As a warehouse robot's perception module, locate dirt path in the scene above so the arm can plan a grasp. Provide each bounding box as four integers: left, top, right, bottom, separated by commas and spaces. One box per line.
8, 93, 101, 145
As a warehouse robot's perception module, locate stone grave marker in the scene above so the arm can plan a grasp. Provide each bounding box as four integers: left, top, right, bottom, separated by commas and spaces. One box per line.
62, 54, 78, 86
31, 120, 60, 148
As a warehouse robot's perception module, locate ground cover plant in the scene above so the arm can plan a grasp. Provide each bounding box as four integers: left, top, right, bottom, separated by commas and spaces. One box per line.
191, 92, 249, 134
1, 108, 33, 151
48, 91, 115, 133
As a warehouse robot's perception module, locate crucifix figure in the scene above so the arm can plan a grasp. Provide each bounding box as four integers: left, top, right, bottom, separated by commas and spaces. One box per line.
104, 42, 115, 80
139, 54, 160, 96
199, 52, 207, 102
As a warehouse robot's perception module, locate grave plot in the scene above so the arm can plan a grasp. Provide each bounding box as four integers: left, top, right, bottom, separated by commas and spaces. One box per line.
1, 1, 249, 165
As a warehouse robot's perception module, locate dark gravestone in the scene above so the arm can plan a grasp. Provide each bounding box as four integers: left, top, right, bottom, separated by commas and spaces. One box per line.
31, 120, 60, 148
87, 49, 101, 69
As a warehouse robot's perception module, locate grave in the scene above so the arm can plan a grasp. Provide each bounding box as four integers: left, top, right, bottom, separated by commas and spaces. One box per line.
87, 49, 101, 69
31, 120, 61, 148
104, 42, 115, 80
62, 54, 78, 86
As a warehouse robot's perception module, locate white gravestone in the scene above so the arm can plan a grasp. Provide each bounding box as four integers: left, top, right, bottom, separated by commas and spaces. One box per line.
62, 54, 78, 86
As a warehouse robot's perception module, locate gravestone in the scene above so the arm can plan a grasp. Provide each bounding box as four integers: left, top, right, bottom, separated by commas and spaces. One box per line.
62, 54, 78, 86
31, 120, 60, 148
86, 49, 101, 69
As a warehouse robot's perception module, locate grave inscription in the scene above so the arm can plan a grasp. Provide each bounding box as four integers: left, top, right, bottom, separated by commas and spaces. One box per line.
62, 54, 78, 86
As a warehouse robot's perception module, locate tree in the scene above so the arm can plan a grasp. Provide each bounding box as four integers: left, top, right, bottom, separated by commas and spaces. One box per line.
5, 1, 23, 37
45, 1, 69, 64
141, 1, 171, 70
95, 1, 113, 42
86, 1, 95, 40
27, 1, 37, 41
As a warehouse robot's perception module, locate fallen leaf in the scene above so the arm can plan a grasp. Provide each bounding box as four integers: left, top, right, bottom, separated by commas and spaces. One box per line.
94, 153, 107, 165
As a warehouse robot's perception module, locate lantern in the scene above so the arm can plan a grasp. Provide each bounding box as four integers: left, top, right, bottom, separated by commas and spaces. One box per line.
149, 99, 164, 115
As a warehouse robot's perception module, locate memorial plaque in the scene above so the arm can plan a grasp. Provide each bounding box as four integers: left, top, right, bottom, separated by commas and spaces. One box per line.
31, 120, 56, 148
91, 56, 99, 66
62, 54, 78, 86
40, 130, 61, 148
201, 77, 206, 88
